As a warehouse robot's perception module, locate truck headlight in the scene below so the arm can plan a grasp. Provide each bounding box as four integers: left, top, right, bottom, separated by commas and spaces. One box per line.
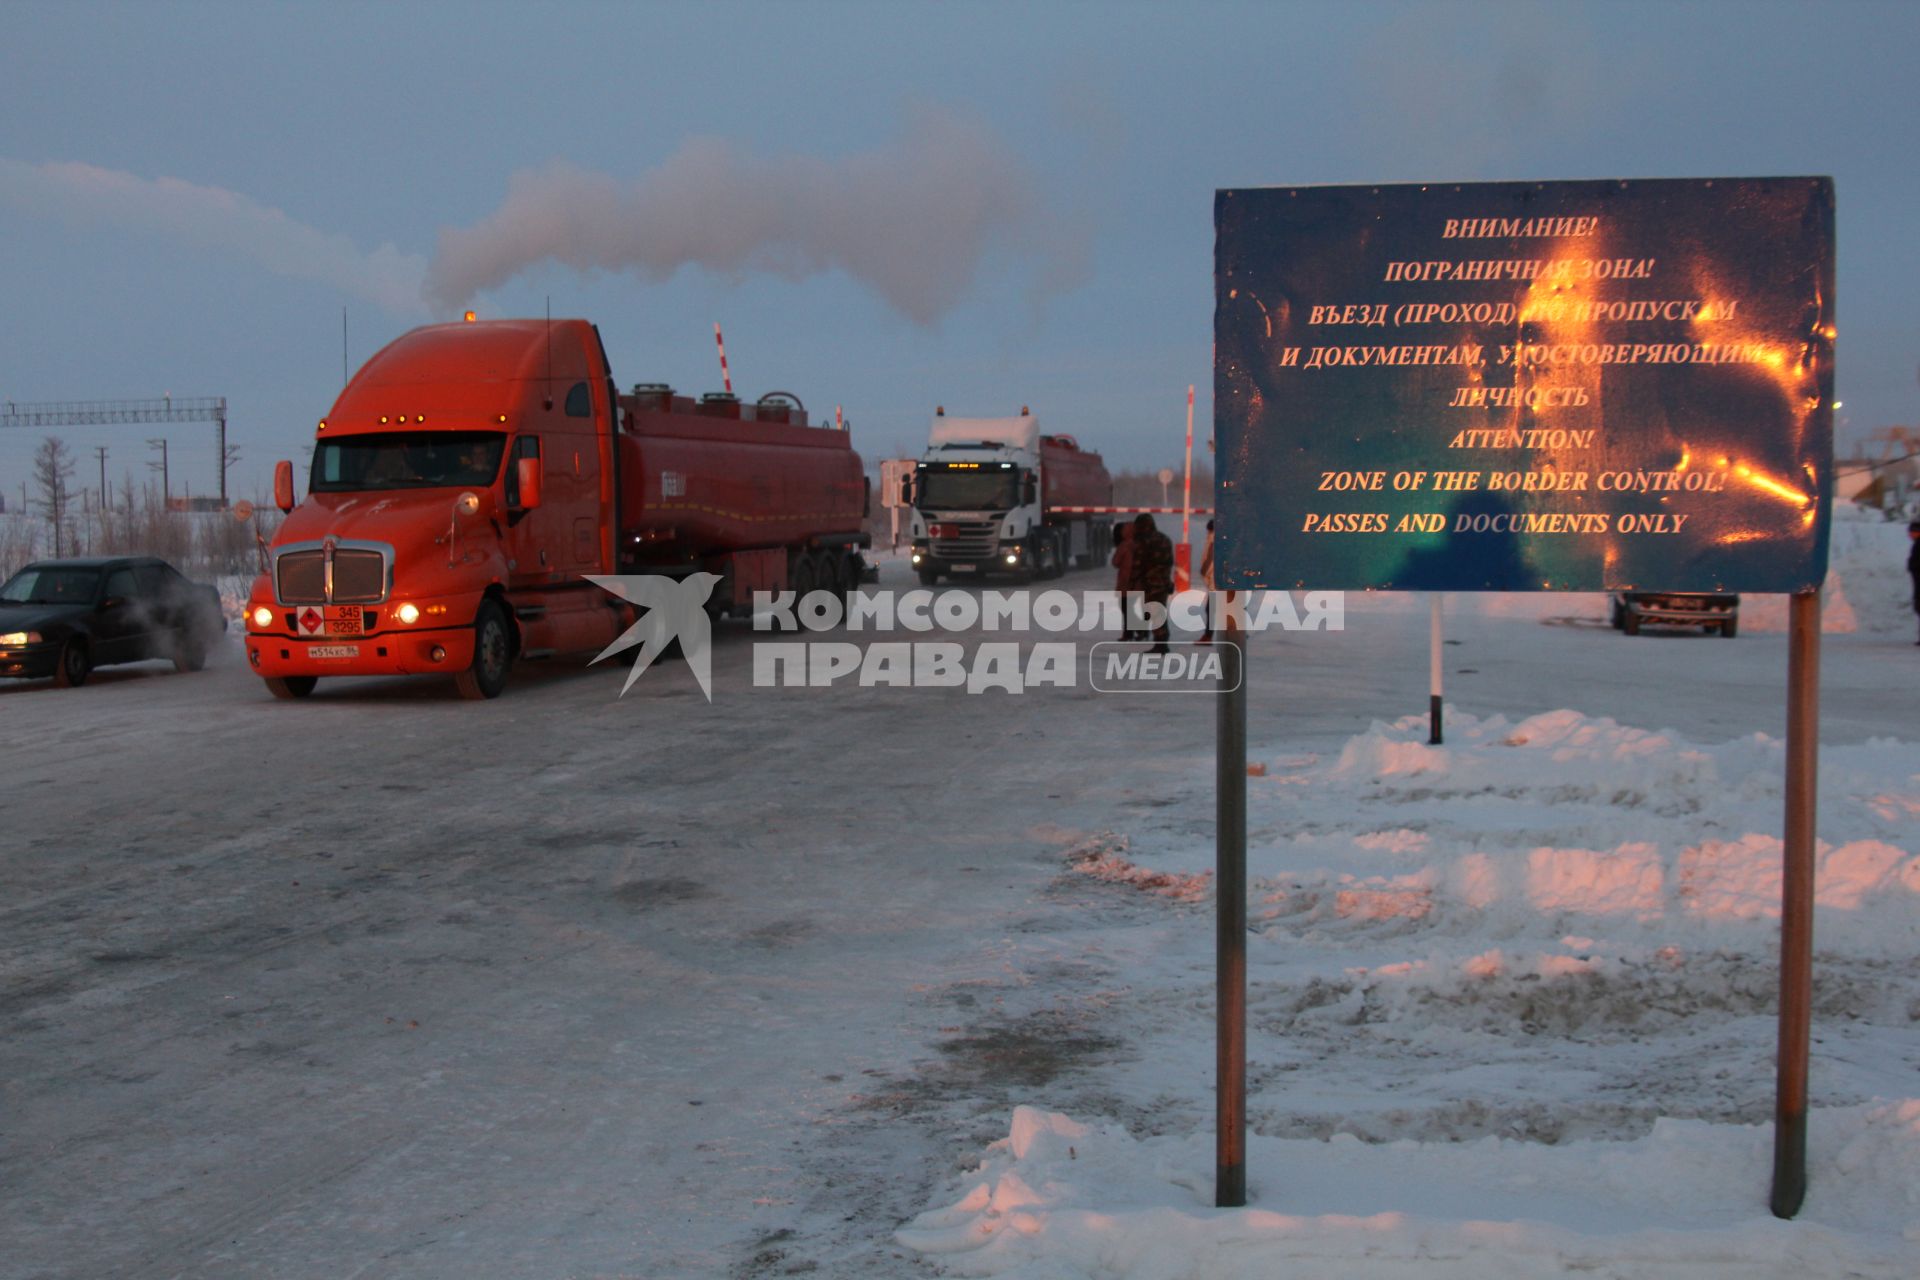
0, 631, 38, 645
249, 607, 275, 629
395, 602, 421, 624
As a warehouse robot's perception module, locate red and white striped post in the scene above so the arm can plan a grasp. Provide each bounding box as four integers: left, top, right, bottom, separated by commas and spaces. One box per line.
714, 322, 733, 395
1176, 384, 1196, 590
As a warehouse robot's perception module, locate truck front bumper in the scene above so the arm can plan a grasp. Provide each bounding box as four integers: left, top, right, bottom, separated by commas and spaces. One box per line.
913, 543, 1024, 575
246, 625, 477, 679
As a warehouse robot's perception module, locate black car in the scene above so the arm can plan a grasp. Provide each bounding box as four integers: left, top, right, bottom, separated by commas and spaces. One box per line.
0, 557, 227, 687
1610, 591, 1739, 638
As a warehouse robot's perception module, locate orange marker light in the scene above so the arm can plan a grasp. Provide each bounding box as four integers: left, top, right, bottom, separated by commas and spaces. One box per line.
464, 311, 476, 323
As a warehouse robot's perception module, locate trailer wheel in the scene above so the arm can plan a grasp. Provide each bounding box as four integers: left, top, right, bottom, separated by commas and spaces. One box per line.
791, 551, 819, 601
814, 550, 844, 599
838, 551, 863, 605
265, 675, 317, 699
1622, 610, 1641, 637
1720, 616, 1738, 638
455, 600, 513, 699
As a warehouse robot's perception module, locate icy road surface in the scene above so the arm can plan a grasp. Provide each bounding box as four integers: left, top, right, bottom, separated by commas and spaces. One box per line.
3, 530, 1917, 1278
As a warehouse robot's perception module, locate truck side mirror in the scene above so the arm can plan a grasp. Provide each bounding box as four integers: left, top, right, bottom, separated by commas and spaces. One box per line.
273, 460, 295, 513
515, 454, 543, 511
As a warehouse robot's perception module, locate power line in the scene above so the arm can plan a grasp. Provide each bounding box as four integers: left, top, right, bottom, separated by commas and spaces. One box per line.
0, 395, 231, 504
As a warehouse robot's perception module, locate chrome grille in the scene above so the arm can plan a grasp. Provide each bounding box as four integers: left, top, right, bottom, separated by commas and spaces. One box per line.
931, 521, 999, 560
275, 545, 389, 604
330, 549, 386, 603
276, 551, 326, 603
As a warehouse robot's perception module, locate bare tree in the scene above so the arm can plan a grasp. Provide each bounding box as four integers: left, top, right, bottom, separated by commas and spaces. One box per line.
33, 436, 76, 559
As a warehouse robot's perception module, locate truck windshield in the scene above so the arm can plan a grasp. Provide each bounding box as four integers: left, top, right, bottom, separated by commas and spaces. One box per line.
311, 432, 507, 492
917, 468, 1019, 510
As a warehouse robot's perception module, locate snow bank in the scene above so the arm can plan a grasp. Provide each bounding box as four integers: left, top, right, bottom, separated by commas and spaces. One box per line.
1234, 709, 1920, 960
901, 1102, 1920, 1278
906, 707, 1920, 1277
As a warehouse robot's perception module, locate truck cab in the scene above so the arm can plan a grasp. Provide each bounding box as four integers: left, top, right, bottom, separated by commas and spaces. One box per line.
244, 317, 627, 700
908, 411, 1110, 585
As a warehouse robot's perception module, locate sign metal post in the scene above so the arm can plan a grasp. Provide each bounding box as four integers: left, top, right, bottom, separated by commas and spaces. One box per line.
1215, 603, 1246, 1208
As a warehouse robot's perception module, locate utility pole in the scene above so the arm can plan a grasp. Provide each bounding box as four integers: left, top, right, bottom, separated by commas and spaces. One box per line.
216, 401, 229, 505
148, 437, 170, 507
96, 446, 109, 509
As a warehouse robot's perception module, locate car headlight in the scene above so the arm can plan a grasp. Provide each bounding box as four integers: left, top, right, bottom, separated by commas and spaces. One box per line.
395, 602, 421, 624
250, 606, 275, 629
0, 631, 39, 645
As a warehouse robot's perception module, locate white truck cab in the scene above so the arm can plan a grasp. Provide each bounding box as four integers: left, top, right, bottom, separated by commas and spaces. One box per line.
907, 411, 1110, 584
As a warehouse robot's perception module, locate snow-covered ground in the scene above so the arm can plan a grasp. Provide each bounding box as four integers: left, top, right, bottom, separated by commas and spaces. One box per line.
2, 509, 1916, 1278
897, 509, 1920, 1278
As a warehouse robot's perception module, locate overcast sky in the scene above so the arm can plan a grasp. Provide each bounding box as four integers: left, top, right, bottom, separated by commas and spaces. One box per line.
2, 0, 1914, 506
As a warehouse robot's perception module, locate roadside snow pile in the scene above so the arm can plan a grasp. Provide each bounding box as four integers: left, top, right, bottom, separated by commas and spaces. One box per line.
900, 1103, 1920, 1279
1742, 503, 1910, 635
1239, 708, 1920, 957
903, 709, 1920, 1277
1064, 833, 1211, 902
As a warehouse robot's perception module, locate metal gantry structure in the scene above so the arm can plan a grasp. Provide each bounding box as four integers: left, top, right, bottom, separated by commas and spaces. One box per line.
0, 395, 231, 505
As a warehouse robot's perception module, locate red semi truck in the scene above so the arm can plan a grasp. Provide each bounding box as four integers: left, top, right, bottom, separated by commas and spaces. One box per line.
906, 410, 1114, 583
245, 317, 868, 699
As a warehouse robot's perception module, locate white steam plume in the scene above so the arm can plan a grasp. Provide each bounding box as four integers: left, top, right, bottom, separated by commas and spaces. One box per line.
425, 109, 1085, 326
0, 157, 427, 313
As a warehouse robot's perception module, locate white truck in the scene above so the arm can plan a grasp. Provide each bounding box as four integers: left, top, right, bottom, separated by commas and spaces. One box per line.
906, 410, 1114, 585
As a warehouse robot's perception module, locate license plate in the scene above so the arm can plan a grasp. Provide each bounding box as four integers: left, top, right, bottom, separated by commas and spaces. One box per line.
950, 563, 976, 572
308, 644, 359, 659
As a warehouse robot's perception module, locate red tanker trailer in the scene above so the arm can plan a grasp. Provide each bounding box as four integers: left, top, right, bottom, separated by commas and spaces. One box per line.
617, 384, 868, 608
244, 318, 868, 700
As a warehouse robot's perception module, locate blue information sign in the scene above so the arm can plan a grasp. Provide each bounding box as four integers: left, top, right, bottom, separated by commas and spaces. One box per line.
1214, 178, 1835, 592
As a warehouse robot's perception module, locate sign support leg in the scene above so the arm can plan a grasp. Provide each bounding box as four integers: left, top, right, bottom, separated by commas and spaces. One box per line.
1771, 588, 1821, 1218
1429, 594, 1444, 745
1216, 604, 1247, 1207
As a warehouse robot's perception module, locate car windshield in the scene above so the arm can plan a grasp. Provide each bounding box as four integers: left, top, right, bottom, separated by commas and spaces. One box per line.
917, 468, 1020, 510
311, 431, 506, 492
0, 568, 101, 604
